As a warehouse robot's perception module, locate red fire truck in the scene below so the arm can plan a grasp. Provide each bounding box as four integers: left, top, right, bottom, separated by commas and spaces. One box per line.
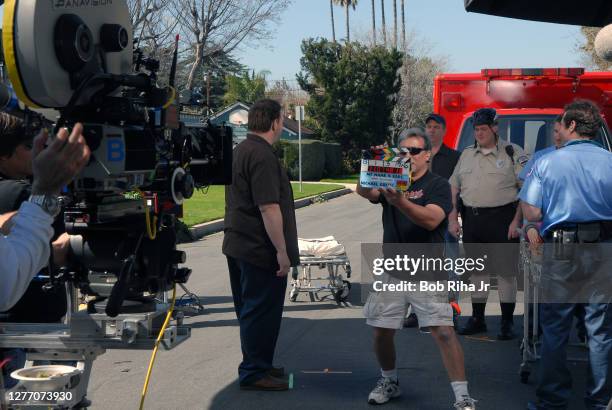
433, 68, 612, 153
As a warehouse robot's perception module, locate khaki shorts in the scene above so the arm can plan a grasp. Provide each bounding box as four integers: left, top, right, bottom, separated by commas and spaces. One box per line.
363, 274, 454, 330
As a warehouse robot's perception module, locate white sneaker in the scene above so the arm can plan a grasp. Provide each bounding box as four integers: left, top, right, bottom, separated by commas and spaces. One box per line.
367, 377, 401, 405
454, 397, 477, 410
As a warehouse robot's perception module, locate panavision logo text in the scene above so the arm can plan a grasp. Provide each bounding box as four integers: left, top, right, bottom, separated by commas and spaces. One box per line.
54, 0, 113, 8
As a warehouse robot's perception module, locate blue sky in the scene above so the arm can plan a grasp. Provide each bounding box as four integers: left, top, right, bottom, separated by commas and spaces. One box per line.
0, 0, 583, 82
239, 0, 583, 82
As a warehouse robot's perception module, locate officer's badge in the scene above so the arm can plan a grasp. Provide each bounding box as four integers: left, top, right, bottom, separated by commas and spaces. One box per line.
496, 159, 505, 169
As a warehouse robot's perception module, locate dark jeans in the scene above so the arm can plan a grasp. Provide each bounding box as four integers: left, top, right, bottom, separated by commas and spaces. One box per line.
537, 303, 611, 409
536, 239, 612, 409
227, 256, 287, 385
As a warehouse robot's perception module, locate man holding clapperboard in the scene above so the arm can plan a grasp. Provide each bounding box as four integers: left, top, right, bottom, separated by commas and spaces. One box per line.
356, 128, 476, 409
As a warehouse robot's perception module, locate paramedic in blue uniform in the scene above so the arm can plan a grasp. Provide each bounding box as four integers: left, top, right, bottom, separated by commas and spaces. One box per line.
520, 100, 612, 410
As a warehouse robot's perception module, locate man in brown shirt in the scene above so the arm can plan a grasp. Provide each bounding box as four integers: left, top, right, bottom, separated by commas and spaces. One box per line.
222, 99, 299, 391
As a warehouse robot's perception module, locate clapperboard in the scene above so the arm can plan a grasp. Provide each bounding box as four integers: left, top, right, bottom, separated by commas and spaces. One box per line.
359, 147, 411, 192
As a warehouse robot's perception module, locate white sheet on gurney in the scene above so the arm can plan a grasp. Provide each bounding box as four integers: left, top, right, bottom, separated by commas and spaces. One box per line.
298, 236, 346, 257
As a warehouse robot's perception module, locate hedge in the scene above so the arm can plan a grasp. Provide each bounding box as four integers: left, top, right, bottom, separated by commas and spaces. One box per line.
276, 139, 342, 181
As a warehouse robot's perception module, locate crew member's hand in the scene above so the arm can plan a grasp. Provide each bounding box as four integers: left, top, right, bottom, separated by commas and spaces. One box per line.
526, 226, 543, 256
381, 187, 404, 207
507, 219, 521, 240
0, 211, 17, 235
52, 233, 73, 267
276, 250, 291, 277
448, 218, 461, 239
31, 123, 91, 196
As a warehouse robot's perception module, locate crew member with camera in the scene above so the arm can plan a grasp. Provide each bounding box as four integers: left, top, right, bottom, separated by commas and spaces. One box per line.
520, 100, 612, 410
358, 128, 476, 409
449, 108, 527, 340
0, 122, 89, 311
223, 99, 299, 391
0, 113, 73, 323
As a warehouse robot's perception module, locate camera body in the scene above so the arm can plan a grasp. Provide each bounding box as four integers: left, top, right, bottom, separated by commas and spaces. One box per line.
2, 0, 232, 317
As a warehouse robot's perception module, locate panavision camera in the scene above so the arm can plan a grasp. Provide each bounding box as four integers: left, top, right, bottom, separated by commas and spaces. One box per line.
2, 0, 232, 317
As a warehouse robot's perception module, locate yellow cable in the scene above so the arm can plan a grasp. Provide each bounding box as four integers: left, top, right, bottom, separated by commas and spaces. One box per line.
161, 87, 176, 109
135, 189, 157, 240
139, 283, 177, 410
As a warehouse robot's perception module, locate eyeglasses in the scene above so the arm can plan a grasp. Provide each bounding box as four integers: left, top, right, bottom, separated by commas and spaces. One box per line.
399, 147, 426, 156
21, 142, 33, 150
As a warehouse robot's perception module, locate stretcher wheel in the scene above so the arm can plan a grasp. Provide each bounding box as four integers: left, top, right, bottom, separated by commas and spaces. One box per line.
289, 288, 299, 302
332, 281, 351, 304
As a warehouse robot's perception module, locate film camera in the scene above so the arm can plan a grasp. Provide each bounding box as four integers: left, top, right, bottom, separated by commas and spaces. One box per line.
3, 0, 231, 316
0, 0, 231, 407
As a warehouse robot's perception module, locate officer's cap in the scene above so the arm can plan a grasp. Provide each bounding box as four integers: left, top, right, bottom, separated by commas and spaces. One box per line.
472, 108, 497, 127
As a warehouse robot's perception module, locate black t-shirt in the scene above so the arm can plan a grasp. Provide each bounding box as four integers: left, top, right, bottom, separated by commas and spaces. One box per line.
375, 171, 452, 243
222, 133, 300, 270
431, 144, 460, 181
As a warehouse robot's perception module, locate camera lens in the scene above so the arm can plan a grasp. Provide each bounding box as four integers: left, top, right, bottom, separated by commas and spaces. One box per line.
101, 24, 129, 52
54, 14, 95, 72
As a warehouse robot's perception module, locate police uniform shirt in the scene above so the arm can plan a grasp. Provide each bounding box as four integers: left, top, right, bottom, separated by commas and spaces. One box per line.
518, 146, 556, 181
519, 140, 612, 234
372, 171, 452, 243
450, 139, 527, 208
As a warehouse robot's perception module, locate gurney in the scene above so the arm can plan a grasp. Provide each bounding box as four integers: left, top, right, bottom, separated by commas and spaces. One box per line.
519, 238, 542, 383
289, 236, 352, 304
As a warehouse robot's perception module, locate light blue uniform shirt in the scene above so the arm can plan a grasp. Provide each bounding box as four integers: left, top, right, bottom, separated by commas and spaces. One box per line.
518, 146, 557, 181
518, 140, 612, 234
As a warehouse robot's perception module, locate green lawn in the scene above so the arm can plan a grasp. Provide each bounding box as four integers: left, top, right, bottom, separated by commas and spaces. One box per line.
321, 173, 360, 183
182, 183, 345, 227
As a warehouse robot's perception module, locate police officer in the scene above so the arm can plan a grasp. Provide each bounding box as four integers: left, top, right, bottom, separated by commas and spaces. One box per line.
520, 99, 612, 410
449, 108, 528, 340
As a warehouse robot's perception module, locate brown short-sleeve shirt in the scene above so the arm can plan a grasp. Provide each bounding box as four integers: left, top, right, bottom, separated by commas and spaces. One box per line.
222, 133, 300, 269
449, 140, 527, 207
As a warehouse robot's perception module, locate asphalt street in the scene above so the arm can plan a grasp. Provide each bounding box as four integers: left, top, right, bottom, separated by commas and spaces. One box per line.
87, 193, 591, 410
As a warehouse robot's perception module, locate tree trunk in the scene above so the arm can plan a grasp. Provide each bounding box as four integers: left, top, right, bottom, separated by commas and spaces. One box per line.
345, 3, 350, 42
401, 0, 405, 50
371, 0, 376, 44
330, 0, 336, 43
186, 42, 203, 91
393, 0, 397, 49
380, 0, 387, 46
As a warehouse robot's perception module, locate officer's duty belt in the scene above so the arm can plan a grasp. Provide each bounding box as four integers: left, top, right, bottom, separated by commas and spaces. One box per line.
463, 202, 516, 216
545, 221, 612, 243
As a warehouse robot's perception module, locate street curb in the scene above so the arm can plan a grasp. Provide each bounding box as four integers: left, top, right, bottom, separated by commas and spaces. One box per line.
189, 188, 353, 240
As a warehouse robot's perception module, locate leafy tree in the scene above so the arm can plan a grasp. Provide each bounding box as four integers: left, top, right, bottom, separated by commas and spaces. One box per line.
223, 70, 269, 105
297, 39, 402, 170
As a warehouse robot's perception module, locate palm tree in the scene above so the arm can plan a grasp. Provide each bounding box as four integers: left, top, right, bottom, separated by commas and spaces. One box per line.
393, 0, 397, 49
380, 0, 387, 46
330, 0, 336, 43
334, 0, 358, 43
371, 0, 376, 44
401, 0, 405, 50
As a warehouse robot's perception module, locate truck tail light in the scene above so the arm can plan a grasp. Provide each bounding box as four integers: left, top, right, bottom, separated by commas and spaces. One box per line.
442, 93, 462, 111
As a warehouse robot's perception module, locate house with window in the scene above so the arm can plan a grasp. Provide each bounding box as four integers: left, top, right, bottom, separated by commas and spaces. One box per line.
188, 101, 315, 144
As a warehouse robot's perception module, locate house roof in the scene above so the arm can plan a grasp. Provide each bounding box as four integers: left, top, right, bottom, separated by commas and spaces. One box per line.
206, 101, 316, 137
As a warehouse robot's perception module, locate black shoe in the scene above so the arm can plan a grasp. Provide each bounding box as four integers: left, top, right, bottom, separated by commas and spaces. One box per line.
497, 319, 515, 340
458, 317, 487, 335
403, 313, 418, 328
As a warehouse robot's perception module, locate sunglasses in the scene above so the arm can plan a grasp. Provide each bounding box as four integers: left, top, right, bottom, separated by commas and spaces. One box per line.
399, 147, 426, 156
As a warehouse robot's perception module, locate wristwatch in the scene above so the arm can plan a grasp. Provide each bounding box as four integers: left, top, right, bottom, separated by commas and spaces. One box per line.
28, 194, 61, 218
